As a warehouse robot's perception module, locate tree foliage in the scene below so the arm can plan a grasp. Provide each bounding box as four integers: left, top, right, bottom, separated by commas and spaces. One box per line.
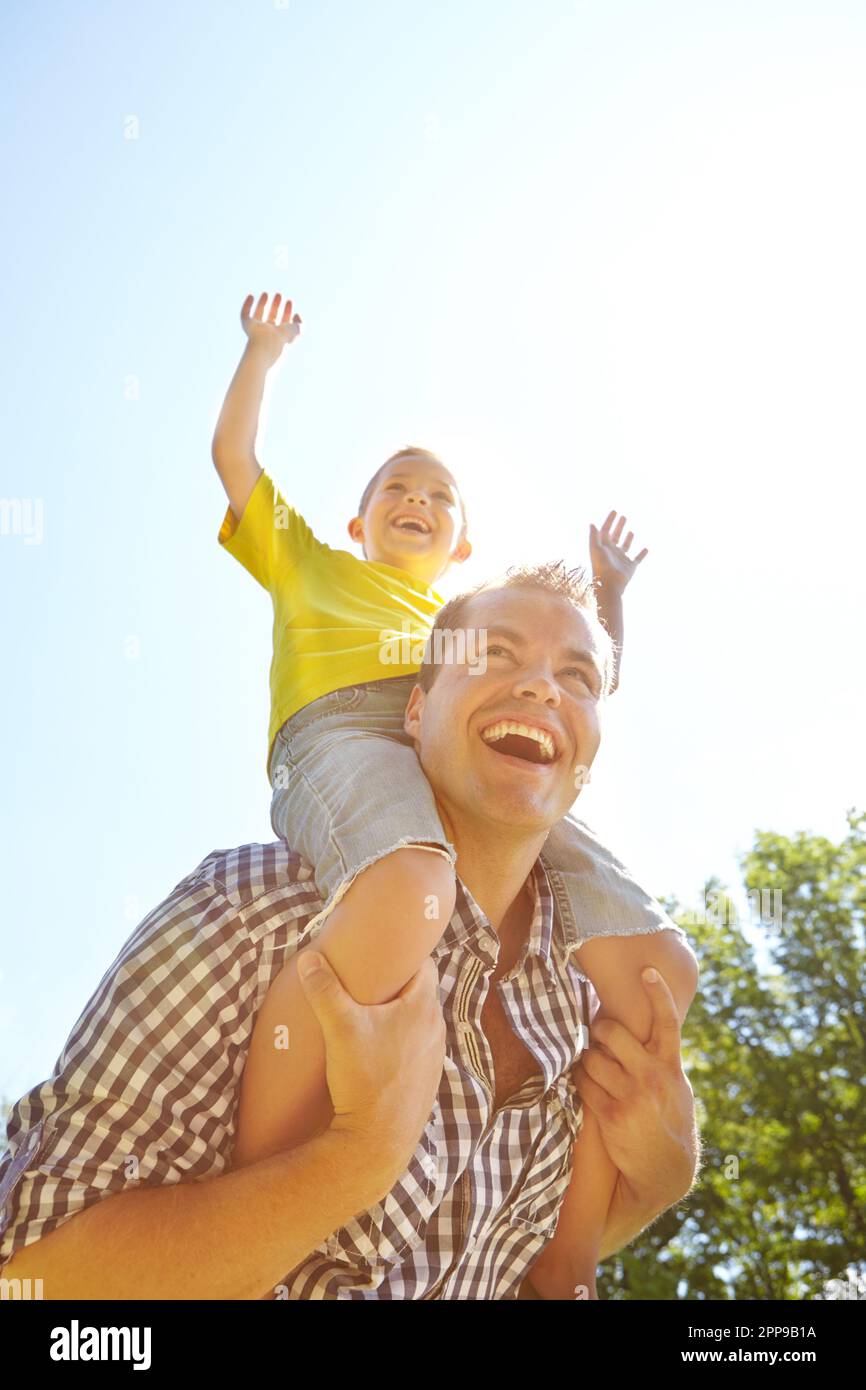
602, 810, 866, 1299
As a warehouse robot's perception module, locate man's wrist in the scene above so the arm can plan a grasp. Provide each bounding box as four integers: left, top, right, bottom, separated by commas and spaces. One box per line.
599, 1174, 668, 1260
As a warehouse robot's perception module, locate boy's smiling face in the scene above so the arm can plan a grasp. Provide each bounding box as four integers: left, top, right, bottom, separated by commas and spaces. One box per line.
348, 454, 471, 585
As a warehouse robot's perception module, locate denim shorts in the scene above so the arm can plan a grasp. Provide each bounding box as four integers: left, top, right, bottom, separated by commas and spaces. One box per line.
268, 674, 689, 952
269, 676, 457, 935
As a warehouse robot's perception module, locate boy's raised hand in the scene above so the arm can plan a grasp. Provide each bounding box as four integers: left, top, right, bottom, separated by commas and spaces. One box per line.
590, 511, 648, 593
241, 291, 302, 366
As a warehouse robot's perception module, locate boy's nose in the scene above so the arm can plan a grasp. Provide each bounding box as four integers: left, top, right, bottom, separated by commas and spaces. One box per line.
405, 491, 430, 506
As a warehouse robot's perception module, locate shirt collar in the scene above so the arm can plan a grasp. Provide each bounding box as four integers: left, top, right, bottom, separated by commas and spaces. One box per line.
445, 858, 556, 971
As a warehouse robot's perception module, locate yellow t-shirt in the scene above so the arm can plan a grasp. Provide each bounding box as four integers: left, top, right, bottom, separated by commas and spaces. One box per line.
218, 470, 445, 773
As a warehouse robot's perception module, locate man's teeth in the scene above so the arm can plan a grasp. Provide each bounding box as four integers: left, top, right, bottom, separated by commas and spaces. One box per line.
481, 721, 556, 762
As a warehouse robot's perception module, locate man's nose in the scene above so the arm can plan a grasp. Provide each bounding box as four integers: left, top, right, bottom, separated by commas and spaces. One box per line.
512, 669, 561, 704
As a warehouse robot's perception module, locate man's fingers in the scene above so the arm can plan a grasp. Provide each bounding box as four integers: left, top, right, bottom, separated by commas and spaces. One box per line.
583, 1015, 649, 1077
579, 1044, 631, 1102
396, 955, 442, 1007
296, 949, 353, 1028
571, 1066, 611, 1118
643, 968, 682, 1063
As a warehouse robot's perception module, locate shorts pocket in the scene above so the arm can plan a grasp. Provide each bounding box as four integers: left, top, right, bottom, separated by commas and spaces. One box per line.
321, 1103, 446, 1269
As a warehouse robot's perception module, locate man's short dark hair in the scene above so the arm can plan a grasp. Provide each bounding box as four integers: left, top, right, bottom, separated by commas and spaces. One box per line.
416, 560, 616, 697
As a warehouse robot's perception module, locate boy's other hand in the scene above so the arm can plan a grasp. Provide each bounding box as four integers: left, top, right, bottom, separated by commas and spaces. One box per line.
241, 291, 302, 366
590, 511, 648, 593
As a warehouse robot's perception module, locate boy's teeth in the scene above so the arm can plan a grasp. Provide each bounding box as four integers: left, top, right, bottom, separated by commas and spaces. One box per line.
481, 721, 556, 761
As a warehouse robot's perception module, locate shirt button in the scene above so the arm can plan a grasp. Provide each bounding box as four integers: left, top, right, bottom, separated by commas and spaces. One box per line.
477, 933, 496, 952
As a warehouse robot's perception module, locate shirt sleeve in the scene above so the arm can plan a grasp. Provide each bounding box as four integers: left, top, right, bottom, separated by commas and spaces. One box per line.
0, 874, 256, 1270
218, 469, 326, 594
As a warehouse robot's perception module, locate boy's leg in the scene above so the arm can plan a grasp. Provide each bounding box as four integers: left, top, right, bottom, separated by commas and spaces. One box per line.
539, 813, 690, 952
232, 845, 456, 1169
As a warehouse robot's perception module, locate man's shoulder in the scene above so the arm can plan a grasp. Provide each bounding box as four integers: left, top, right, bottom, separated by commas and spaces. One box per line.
120, 841, 323, 963
186, 840, 316, 909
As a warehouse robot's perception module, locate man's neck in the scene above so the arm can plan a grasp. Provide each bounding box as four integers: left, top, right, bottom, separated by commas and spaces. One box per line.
448, 819, 548, 935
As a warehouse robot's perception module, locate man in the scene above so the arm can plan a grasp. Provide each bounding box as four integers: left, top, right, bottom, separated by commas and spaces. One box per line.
0, 568, 699, 1299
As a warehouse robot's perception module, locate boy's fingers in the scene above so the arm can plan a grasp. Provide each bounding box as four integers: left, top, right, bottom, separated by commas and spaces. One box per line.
240, 293, 254, 321
254, 291, 268, 320
267, 293, 282, 324
634, 547, 649, 565
643, 968, 682, 1064
612, 515, 626, 544
600, 510, 616, 537
279, 299, 294, 324
623, 531, 634, 551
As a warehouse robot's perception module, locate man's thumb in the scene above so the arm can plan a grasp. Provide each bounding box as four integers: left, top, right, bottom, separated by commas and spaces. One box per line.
296, 950, 342, 1014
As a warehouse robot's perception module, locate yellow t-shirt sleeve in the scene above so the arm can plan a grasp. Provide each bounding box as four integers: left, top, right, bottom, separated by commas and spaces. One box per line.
217, 469, 325, 593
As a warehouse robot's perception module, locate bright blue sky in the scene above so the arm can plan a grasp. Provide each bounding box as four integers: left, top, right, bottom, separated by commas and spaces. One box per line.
1, 0, 864, 1105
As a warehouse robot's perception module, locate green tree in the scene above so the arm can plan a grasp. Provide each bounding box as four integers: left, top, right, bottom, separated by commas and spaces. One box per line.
601, 810, 866, 1300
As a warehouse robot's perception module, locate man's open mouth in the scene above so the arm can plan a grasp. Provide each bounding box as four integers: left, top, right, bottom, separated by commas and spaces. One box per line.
391, 513, 432, 535
480, 719, 558, 765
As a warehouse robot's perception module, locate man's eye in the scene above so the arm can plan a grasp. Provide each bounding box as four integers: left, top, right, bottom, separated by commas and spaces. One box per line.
486, 644, 510, 658
562, 667, 592, 686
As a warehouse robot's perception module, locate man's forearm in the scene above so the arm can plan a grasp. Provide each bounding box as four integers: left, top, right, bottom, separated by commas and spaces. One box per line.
0, 1128, 389, 1301
597, 1174, 661, 1260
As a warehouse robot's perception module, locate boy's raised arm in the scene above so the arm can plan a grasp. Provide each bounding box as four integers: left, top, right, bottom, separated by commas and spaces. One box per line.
211, 292, 302, 522
589, 510, 649, 693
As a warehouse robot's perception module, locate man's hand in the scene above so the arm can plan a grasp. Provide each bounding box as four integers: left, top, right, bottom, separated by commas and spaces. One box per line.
571, 968, 698, 1254
296, 950, 447, 1198
589, 511, 648, 595
240, 291, 302, 367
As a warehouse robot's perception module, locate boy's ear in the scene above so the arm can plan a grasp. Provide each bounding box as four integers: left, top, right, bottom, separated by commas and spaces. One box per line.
347, 516, 364, 544
403, 682, 425, 742
451, 537, 472, 564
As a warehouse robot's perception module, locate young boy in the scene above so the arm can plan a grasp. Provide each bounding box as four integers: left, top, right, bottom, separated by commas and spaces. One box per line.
212, 291, 698, 1298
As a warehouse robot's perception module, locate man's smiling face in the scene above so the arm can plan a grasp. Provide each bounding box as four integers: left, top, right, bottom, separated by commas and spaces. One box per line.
404, 585, 609, 839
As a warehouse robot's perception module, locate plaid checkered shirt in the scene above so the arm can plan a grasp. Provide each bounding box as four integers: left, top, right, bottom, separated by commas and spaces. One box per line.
0, 839, 606, 1299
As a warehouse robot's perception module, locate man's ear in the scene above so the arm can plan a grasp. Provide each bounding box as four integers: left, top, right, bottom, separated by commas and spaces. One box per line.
404, 682, 426, 742
347, 515, 365, 544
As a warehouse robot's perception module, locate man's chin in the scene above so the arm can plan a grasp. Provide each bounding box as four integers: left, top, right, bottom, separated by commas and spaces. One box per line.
470, 783, 567, 833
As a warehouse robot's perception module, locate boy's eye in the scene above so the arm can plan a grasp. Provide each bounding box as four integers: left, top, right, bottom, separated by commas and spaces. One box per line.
435, 491, 453, 502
